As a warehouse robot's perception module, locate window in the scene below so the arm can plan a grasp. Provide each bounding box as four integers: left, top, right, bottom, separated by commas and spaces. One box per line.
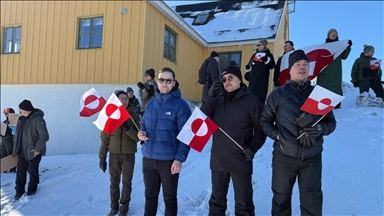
78, 17, 103, 49
2, 26, 21, 54
192, 13, 209, 25
218, 51, 242, 67
164, 27, 177, 62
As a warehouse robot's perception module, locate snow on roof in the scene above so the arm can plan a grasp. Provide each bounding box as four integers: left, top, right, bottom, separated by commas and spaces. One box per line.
172, 0, 285, 43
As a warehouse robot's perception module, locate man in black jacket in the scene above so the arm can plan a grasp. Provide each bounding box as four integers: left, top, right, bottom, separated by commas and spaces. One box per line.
199, 51, 220, 101
273, 41, 294, 87
201, 65, 266, 216
260, 50, 337, 215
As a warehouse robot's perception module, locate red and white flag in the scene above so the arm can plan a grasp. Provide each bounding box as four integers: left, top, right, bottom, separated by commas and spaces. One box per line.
370, 59, 381, 70
80, 88, 106, 117
278, 40, 350, 86
177, 107, 218, 153
93, 93, 130, 135
301, 85, 345, 116
253, 52, 266, 62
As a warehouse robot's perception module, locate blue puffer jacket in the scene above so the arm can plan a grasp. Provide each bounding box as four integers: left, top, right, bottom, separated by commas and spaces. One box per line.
140, 82, 191, 162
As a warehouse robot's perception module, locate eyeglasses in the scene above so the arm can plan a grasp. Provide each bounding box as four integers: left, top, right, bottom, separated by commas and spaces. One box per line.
256, 44, 261, 47
221, 75, 234, 83
158, 78, 173, 84
144, 74, 149, 77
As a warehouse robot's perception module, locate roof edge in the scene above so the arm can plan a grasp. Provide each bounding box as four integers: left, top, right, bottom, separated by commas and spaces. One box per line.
207, 38, 276, 48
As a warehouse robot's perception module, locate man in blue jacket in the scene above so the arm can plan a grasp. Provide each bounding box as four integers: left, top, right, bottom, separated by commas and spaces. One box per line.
138, 67, 191, 216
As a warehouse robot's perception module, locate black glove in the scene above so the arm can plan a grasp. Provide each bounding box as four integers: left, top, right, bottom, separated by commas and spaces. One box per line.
243, 148, 254, 161
353, 82, 359, 88
99, 158, 107, 172
303, 124, 323, 138
137, 82, 146, 90
298, 128, 313, 148
208, 80, 223, 98
295, 113, 313, 128
261, 56, 268, 62
348, 40, 353, 47
121, 121, 130, 131
245, 65, 251, 71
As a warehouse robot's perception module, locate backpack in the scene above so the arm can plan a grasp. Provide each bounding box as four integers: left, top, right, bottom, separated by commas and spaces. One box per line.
198, 59, 209, 85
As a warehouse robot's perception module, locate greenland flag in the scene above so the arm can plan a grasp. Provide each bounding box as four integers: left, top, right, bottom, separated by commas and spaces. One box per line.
253, 52, 266, 62
177, 107, 218, 153
370, 59, 381, 70
300, 85, 345, 116
93, 93, 130, 135
279, 40, 350, 86
80, 88, 106, 117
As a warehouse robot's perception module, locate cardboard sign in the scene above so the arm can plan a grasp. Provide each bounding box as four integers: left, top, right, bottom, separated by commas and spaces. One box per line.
0, 123, 7, 136
370, 59, 381, 70
1, 155, 18, 173
8, 113, 21, 126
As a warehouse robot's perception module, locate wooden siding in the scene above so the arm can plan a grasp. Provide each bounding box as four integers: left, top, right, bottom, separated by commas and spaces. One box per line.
0, 1, 146, 85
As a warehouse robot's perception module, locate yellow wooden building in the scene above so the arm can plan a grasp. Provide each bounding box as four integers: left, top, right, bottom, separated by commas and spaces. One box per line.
1, 0, 291, 102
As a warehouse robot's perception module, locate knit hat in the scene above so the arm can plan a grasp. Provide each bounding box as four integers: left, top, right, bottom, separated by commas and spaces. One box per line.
258, 39, 268, 47
363, 44, 374, 54
144, 68, 155, 79
19, 100, 34, 111
115, 90, 127, 97
210, 51, 219, 58
229, 60, 237, 66
221, 65, 243, 82
327, 28, 338, 38
126, 87, 134, 93
288, 50, 309, 73
3, 108, 15, 114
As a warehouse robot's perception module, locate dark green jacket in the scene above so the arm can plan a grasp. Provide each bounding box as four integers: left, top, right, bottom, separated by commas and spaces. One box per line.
13, 109, 49, 161
316, 47, 351, 95
98, 106, 141, 158
351, 53, 382, 83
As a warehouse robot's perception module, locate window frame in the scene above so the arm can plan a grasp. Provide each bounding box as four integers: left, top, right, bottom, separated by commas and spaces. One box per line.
163, 26, 177, 63
2, 26, 21, 54
218, 51, 242, 67
192, 13, 209, 25
77, 16, 103, 49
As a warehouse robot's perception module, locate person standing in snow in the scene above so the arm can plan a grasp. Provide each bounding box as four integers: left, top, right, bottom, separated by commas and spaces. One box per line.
201, 65, 266, 215
316, 28, 352, 108
273, 40, 295, 87
260, 50, 337, 215
199, 51, 221, 101
13, 100, 49, 200
1, 107, 16, 173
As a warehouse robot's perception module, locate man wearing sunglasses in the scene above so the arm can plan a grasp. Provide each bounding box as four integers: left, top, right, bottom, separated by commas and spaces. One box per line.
138, 67, 191, 216
201, 65, 266, 215
244, 39, 276, 104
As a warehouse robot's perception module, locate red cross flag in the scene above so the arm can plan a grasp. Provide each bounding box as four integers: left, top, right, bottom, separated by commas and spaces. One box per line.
80, 88, 106, 117
177, 107, 218, 153
253, 52, 266, 62
278, 40, 350, 86
93, 93, 130, 135
300, 85, 345, 116
370, 59, 381, 70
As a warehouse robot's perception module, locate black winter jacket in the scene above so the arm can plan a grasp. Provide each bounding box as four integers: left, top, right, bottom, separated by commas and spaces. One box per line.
260, 80, 336, 159
201, 85, 266, 174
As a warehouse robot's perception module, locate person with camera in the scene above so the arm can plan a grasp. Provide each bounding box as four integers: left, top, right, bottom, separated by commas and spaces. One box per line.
138, 68, 157, 116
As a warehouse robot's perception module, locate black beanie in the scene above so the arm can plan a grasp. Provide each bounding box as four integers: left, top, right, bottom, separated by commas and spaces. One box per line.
221, 65, 243, 82
115, 90, 127, 97
210, 51, 219, 58
288, 50, 309, 73
145, 68, 155, 79
19, 99, 34, 111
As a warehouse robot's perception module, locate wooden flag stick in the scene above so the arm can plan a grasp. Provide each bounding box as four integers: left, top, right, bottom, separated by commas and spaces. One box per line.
218, 127, 244, 151
129, 117, 140, 131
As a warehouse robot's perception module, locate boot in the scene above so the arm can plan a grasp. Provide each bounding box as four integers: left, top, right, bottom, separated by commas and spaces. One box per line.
108, 209, 118, 216
14, 192, 24, 201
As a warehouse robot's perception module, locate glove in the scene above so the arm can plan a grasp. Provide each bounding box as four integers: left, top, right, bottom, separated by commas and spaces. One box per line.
298, 128, 313, 148
348, 40, 353, 47
303, 124, 323, 138
295, 113, 313, 128
261, 56, 268, 62
208, 80, 223, 98
243, 148, 254, 161
137, 82, 146, 90
245, 65, 251, 72
99, 158, 107, 172
121, 121, 130, 131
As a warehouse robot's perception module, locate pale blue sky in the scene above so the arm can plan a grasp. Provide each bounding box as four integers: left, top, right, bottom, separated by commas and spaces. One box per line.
165, 1, 384, 82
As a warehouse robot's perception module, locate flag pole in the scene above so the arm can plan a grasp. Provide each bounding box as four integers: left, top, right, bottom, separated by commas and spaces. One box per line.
129, 118, 140, 131
218, 127, 244, 150
297, 115, 326, 139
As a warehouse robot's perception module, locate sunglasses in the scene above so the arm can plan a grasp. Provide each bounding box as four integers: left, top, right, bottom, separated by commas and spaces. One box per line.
221, 75, 234, 83
158, 78, 173, 84
144, 74, 149, 77
256, 44, 262, 47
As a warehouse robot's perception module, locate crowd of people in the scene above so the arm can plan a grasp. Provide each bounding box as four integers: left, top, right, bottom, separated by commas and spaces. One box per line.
1, 27, 382, 216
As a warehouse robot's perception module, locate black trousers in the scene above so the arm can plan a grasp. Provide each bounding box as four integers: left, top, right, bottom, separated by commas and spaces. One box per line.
109, 153, 135, 214
15, 154, 42, 194
142, 157, 179, 216
359, 79, 384, 99
271, 150, 322, 216
209, 170, 255, 216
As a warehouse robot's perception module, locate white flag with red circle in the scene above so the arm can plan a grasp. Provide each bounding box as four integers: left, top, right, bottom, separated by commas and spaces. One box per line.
278, 40, 350, 86
93, 93, 130, 135
79, 88, 106, 117
370, 59, 381, 70
300, 85, 345, 116
177, 107, 218, 153
253, 52, 266, 62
